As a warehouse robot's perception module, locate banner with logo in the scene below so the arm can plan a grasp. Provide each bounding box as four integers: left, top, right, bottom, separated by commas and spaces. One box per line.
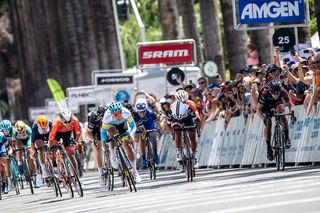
238, 0, 305, 24
136, 39, 196, 68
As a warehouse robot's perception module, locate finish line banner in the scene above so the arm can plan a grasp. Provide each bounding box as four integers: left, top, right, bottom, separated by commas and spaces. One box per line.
238, 0, 305, 24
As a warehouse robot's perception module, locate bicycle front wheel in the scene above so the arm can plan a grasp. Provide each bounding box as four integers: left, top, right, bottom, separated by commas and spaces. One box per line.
147, 142, 156, 180
60, 160, 74, 198
10, 159, 20, 195
66, 159, 83, 197
118, 147, 137, 192
24, 159, 34, 194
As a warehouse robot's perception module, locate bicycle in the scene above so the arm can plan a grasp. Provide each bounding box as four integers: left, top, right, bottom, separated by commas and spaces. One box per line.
44, 145, 62, 197
173, 125, 198, 182
271, 111, 294, 171
102, 141, 114, 191
143, 129, 160, 180
51, 139, 83, 198
107, 133, 137, 192
8, 151, 20, 195
16, 147, 34, 194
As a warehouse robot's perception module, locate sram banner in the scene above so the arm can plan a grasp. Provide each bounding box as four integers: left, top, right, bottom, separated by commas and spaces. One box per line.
136, 39, 196, 68
238, 0, 305, 24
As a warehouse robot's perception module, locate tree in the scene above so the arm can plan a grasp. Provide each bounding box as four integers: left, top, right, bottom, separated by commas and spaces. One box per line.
220, 0, 247, 79
158, 0, 179, 40
199, 0, 225, 81
315, 0, 320, 41
177, 0, 203, 67
7, 0, 122, 119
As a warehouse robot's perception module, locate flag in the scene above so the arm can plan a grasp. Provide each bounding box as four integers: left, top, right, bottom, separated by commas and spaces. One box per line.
47, 78, 68, 110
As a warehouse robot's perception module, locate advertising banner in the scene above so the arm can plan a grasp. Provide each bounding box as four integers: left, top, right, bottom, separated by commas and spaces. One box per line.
238, 0, 305, 24
137, 39, 195, 68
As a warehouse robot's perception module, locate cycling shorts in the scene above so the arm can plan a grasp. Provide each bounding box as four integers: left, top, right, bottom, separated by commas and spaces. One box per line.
51, 131, 75, 154
17, 138, 32, 148
171, 116, 195, 130
91, 128, 101, 141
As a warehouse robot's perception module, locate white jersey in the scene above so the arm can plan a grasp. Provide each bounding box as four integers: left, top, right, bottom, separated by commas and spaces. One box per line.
102, 107, 133, 126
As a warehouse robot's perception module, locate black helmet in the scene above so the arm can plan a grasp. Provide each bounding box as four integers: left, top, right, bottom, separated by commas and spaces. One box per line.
267, 64, 280, 73
97, 106, 107, 116
268, 80, 282, 95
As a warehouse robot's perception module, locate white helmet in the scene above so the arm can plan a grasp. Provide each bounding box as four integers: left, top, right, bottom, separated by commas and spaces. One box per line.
59, 108, 72, 122
175, 90, 189, 102
171, 102, 189, 120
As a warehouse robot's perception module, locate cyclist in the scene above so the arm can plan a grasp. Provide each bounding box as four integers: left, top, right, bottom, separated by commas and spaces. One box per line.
101, 101, 141, 183
13, 120, 41, 187
31, 115, 52, 180
168, 93, 198, 169
257, 79, 294, 161
135, 98, 161, 169
85, 106, 107, 186
0, 132, 9, 194
0, 120, 14, 191
49, 108, 81, 175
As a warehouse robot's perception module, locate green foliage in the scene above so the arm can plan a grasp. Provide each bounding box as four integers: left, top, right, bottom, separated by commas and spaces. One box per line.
308, 0, 318, 36
119, 0, 162, 68
0, 100, 9, 117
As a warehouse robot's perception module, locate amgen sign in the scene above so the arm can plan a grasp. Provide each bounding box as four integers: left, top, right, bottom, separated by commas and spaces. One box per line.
239, 0, 305, 24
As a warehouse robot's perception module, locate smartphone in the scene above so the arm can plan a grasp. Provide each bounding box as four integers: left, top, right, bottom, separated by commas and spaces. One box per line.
303, 49, 309, 54
290, 48, 297, 56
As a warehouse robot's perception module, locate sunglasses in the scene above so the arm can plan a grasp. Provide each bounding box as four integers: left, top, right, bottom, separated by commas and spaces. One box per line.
198, 81, 206, 85
111, 111, 122, 117
312, 61, 320, 66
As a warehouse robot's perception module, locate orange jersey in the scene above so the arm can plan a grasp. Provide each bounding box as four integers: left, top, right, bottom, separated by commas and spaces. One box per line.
49, 116, 81, 142
185, 99, 199, 116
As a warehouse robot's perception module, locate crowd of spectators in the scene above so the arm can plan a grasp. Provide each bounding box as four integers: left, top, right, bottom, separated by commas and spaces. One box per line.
145, 46, 320, 131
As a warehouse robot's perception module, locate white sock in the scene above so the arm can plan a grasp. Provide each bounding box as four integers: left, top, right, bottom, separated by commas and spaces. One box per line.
98, 167, 103, 175
131, 160, 137, 175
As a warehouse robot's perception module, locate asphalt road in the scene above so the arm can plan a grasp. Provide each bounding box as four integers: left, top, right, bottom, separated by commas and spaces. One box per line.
1, 166, 320, 213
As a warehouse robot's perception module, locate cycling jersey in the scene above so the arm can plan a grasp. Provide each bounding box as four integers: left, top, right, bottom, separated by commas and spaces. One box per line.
49, 116, 81, 148
258, 86, 290, 113
0, 132, 7, 157
122, 102, 140, 123
12, 125, 32, 148
87, 109, 103, 141
167, 101, 196, 127
31, 121, 52, 143
136, 110, 158, 130
185, 99, 199, 117
101, 107, 137, 142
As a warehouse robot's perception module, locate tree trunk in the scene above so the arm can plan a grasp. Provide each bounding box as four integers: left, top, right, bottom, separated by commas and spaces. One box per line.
178, 0, 203, 68
158, 0, 179, 40
315, 0, 320, 41
220, 0, 247, 80
248, 25, 271, 65
199, 0, 225, 82
7, 0, 122, 119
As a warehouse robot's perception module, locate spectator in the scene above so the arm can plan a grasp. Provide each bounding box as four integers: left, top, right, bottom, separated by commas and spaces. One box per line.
247, 43, 259, 66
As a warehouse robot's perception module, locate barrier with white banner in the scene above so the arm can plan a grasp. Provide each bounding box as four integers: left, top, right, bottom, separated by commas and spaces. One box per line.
85, 105, 320, 169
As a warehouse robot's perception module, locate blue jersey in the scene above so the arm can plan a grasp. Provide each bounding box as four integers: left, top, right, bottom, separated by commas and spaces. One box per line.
31, 121, 52, 143
136, 110, 158, 130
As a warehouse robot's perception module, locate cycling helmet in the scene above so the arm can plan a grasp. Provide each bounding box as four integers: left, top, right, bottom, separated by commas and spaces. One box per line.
267, 64, 280, 73
171, 102, 189, 120
0, 132, 4, 142
108, 101, 123, 113
135, 99, 148, 112
15, 120, 26, 133
59, 108, 73, 122
268, 80, 282, 95
175, 90, 189, 102
36, 115, 49, 128
97, 106, 107, 116
0, 120, 12, 131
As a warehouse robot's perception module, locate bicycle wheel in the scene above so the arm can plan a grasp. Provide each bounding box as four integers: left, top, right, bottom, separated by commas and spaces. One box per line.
104, 151, 114, 191
24, 159, 34, 194
118, 147, 137, 192
273, 126, 281, 171
60, 160, 74, 198
10, 159, 20, 195
48, 161, 62, 197
146, 142, 155, 180
66, 159, 83, 197
75, 151, 83, 178
278, 126, 286, 171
